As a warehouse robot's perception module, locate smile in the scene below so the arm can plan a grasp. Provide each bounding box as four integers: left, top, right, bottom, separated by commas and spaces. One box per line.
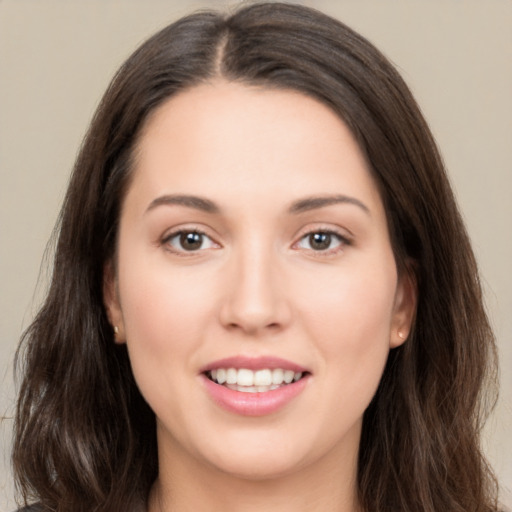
208, 368, 304, 393
201, 357, 310, 416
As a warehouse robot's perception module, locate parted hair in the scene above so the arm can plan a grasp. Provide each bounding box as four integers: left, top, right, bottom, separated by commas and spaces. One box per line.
13, 3, 499, 511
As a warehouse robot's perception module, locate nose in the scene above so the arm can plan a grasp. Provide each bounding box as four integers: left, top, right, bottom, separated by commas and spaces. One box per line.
219, 243, 291, 336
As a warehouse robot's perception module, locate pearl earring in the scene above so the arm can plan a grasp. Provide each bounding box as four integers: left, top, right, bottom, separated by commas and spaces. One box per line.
398, 331, 405, 340
114, 326, 119, 334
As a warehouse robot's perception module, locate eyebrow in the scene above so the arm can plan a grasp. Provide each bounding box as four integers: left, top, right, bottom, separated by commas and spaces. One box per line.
288, 195, 370, 215
145, 194, 220, 214
145, 193, 370, 216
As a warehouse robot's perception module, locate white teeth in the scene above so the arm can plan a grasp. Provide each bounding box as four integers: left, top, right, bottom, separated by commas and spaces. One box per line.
209, 367, 304, 391
254, 369, 272, 386
238, 385, 257, 393
283, 370, 294, 384
226, 368, 237, 384
237, 368, 254, 386
272, 368, 284, 385
216, 368, 226, 384
226, 384, 282, 392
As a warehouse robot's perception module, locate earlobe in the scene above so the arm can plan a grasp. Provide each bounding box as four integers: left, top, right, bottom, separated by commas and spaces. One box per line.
390, 266, 418, 348
103, 261, 126, 344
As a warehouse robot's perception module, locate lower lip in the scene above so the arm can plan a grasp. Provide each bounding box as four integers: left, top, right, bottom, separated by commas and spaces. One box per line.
201, 374, 310, 416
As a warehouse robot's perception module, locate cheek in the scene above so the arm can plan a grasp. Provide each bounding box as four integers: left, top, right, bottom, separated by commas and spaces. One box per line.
295, 257, 397, 385
116, 247, 218, 389
116, 260, 223, 440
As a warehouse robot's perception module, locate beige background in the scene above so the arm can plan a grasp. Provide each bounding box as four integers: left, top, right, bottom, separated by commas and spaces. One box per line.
1, 0, 511, 510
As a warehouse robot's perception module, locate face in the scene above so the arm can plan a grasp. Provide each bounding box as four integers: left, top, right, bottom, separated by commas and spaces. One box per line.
105, 82, 416, 482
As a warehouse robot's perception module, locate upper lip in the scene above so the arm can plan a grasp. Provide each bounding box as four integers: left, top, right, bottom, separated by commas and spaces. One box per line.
199, 355, 309, 374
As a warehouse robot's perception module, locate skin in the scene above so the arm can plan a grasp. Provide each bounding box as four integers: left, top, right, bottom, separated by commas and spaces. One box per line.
104, 81, 416, 512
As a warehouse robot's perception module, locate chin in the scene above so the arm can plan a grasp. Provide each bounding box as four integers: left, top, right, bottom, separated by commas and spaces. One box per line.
195, 429, 320, 482
210, 452, 306, 482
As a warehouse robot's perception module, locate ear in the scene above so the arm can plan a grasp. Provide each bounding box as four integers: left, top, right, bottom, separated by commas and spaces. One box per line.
390, 265, 418, 348
103, 261, 125, 344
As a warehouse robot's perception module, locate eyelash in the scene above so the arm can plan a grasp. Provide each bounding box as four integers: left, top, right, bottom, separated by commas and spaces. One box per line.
161, 227, 351, 257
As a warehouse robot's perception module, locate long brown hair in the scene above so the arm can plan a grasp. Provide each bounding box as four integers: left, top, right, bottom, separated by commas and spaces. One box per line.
13, 3, 499, 511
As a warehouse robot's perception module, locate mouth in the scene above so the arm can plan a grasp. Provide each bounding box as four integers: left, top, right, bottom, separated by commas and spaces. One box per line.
205, 367, 307, 393
200, 356, 311, 415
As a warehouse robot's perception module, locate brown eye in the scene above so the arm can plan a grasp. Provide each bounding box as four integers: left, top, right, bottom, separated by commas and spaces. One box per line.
164, 230, 216, 253
180, 232, 203, 250
296, 230, 347, 253
309, 232, 332, 250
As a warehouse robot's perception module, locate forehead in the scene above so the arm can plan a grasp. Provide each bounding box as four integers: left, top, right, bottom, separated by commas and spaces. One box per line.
138, 81, 357, 156
127, 81, 383, 216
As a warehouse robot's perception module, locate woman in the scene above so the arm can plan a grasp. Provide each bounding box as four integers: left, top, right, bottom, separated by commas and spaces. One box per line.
12, 3, 500, 511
